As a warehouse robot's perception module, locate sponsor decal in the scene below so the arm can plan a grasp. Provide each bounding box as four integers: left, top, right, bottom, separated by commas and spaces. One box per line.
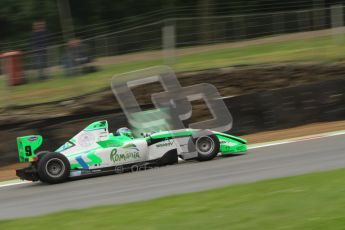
156, 139, 174, 148
110, 147, 140, 162
28, 136, 38, 142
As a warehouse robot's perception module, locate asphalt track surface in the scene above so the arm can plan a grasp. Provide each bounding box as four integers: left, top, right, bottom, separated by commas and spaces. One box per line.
0, 134, 344, 219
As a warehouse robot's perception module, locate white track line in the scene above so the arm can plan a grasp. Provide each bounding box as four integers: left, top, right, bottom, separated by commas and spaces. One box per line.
0, 180, 31, 188
1, 129, 344, 189
248, 130, 345, 149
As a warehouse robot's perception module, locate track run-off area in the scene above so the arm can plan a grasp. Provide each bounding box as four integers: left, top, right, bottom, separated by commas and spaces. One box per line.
0, 130, 344, 219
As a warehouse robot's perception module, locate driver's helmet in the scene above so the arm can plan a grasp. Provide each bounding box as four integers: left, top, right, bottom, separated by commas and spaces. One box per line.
115, 127, 134, 139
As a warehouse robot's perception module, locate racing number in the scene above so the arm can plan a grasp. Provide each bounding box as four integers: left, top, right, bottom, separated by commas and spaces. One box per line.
25, 146, 32, 157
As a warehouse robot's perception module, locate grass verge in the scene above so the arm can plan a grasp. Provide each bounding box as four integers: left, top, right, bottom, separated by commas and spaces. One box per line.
1, 168, 345, 229
2, 34, 345, 106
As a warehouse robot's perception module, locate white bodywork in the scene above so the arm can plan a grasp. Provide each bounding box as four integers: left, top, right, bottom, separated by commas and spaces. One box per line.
55, 121, 190, 170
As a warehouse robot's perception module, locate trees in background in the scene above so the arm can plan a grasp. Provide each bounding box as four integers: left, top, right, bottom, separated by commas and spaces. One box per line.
0, 0, 333, 50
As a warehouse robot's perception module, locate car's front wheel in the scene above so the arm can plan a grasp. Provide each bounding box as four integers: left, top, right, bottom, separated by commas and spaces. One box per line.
195, 135, 220, 161
37, 152, 70, 184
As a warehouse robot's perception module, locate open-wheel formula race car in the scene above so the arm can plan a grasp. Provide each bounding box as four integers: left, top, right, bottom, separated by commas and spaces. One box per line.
16, 120, 247, 184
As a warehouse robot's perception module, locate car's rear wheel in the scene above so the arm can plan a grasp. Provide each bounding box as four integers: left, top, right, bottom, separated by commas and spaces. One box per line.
195, 135, 220, 161
36, 151, 50, 160
37, 152, 70, 184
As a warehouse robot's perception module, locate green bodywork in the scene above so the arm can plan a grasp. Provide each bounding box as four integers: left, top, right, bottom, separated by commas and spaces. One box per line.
70, 152, 103, 169
17, 135, 43, 163
84, 121, 108, 131
217, 134, 247, 154
97, 134, 133, 148
150, 130, 247, 154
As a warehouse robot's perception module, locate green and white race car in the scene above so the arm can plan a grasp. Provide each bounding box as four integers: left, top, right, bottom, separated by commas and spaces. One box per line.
16, 120, 247, 184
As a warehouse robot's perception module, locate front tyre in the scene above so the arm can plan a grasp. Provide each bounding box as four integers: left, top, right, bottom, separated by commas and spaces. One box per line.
195, 135, 220, 161
37, 152, 70, 184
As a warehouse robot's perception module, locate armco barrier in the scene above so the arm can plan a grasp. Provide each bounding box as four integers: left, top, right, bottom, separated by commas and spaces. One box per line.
0, 79, 344, 165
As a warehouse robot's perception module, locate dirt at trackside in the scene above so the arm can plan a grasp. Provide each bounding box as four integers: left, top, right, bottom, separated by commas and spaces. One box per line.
1, 62, 345, 125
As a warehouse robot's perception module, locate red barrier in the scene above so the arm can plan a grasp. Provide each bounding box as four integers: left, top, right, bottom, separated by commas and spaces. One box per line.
0, 51, 24, 86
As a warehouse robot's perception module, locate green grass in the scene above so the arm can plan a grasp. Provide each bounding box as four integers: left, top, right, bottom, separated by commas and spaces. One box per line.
176, 35, 345, 70
1, 59, 164, 106
2, 34, 345, 106
1, 168, 345, 230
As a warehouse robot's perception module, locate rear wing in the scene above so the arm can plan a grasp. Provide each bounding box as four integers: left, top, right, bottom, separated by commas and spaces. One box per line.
17, 135, 43, 163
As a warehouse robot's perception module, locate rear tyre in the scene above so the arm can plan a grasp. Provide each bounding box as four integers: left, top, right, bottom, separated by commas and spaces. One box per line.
195, 135, 220, 161
37, 152, 70, 184
36, 151, 50, 160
